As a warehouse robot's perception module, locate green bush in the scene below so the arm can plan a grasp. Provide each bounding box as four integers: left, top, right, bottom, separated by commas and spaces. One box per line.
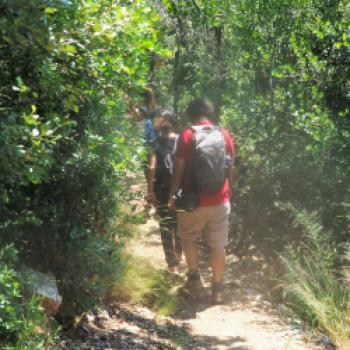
154, 1, 350, 258
0, 245, 54, 349
0, 0, 164, 318
281, 210, 350, 348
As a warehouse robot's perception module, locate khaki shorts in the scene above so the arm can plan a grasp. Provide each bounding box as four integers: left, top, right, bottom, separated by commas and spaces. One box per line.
177, 202, 231, 248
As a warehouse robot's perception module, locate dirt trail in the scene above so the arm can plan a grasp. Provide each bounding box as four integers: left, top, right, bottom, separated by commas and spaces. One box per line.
129, 216, 324, 350
59, 215, 329, 350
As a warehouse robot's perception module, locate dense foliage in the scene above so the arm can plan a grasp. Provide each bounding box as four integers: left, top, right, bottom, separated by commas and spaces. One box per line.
0, 0, 165, 323
0, 245, 53, 349
153, 0, 350, 254
1, 0, 349, 345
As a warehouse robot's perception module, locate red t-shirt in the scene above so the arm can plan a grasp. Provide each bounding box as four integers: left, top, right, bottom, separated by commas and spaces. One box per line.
176, 120, 234, 207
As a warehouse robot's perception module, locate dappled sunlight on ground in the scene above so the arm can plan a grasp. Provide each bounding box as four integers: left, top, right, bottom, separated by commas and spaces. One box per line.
58, 214, 326, 349
128, 216, 324, 350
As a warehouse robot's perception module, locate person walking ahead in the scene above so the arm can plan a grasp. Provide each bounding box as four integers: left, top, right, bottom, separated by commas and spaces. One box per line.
168, 98, 234, 304
146, 110, 182, 273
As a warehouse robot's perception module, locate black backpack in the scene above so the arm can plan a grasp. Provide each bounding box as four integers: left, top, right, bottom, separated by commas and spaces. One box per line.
190, 125, 226, 191
152, 136, 177, 194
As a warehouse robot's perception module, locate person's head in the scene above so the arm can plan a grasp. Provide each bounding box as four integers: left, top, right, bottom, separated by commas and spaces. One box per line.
158, 109, 177, 136
138, 106, 149, 119
152, 107, 164, 130
186, 97, 214, 122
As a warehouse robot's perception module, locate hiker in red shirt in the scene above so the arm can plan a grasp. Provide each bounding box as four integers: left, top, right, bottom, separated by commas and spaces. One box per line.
168, 98, 234, 304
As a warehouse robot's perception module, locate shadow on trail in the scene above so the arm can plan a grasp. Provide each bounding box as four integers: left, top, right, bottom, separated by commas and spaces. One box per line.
173, 285, 243, 321
65, 303, 188, 349
169, 236, 278, 323
64, 302, 249, 350
192, 335, 249, 350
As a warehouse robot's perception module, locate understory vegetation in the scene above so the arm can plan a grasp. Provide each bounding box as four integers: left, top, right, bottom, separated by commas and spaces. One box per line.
109, 254, 180, 317
0, 0, 349, 347
0, 245, 55, 349
282, 211, 350, 348
0, 0, 163, 345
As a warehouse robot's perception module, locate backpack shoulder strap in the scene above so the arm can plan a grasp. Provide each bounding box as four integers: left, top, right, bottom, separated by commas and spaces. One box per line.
171, 135, 178, 154
191, 124, 216, 132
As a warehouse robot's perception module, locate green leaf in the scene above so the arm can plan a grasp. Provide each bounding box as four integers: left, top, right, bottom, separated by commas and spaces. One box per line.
45, 7, 58, 15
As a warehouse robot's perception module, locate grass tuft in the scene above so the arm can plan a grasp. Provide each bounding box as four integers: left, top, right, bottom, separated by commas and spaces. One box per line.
107, 254, 182, 316
281, 210, 350, 348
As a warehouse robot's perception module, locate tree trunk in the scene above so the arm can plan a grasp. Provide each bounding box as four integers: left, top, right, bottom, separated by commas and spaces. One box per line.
213, 25, 224, 121
173, 48, 180, 116
173, 16, 184, 117
148, 52, 156, 89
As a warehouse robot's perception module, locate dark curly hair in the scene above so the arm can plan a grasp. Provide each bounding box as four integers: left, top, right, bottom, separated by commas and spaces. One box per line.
159, 109, 177, 135
186, 98, 214, 121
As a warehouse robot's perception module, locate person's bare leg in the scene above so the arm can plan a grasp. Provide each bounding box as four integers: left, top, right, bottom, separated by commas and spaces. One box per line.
181, 240, 204, 301
182, 242, 198, 271
182, 241, 198, 272
210, 246, 226, 283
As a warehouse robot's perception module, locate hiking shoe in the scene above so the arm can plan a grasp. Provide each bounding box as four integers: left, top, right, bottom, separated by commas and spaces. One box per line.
182, 271, 205, 301
211, 282, 224, 304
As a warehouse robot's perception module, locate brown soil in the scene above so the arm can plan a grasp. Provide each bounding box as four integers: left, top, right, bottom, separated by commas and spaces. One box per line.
58, 214, 332, 350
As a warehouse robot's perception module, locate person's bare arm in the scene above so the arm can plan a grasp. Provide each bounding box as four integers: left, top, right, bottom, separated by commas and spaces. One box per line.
145, 87, 156, 112
168, 157, 186, 209
228, 157, 234, 196
146, 152, 158, 206
224, 130, 235, 197
126, 87, 156, 123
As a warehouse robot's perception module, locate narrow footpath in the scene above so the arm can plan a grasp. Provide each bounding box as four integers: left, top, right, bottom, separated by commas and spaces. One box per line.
59, 215, 333, 350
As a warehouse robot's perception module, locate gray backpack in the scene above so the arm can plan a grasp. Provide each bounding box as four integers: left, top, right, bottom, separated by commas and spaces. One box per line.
191, 125, 226, 191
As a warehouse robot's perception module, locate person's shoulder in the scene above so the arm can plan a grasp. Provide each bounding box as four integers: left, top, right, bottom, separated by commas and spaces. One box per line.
220, 127, 233, 139
168, 134, 178, 143
179, 127, 193, 140
176, 128, 193, 153
220, 127, 234, 150
181, 126, 193, 134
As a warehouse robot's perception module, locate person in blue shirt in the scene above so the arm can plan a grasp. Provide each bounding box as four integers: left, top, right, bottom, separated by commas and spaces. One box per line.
141, 106, 161, 145
131, 87, 161, 145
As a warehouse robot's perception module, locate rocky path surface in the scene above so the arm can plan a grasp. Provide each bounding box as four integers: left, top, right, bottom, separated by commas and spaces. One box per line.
127, 217, 327, 350
59, 216, 332, 350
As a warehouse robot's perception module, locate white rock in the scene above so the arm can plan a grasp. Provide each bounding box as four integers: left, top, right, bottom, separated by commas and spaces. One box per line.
21, 267, 62, 316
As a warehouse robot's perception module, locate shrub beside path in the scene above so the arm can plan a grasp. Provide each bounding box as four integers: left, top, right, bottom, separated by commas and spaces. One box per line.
59, 215, 330, 350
